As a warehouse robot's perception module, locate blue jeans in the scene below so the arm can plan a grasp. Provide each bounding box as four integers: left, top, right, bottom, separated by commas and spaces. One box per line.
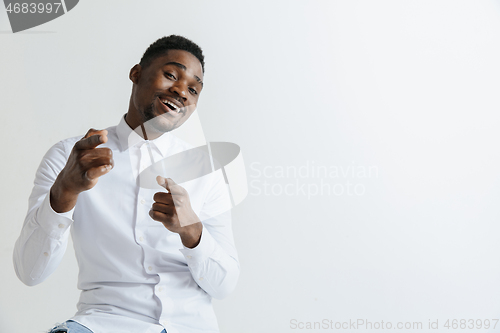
48, 320, 167, 333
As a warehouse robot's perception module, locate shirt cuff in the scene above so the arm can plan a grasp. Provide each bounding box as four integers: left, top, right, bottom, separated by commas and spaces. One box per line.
179, 224, 216, 265
35, 193, 75, 239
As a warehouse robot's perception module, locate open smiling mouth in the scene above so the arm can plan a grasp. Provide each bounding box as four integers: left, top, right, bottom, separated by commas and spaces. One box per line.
159, 97, 181, 113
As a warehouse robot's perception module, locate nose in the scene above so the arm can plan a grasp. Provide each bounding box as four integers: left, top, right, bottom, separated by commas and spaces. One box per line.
169, 81, 188, 103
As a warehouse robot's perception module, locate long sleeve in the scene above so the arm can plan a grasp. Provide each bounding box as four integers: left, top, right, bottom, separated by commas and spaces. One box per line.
13, 140, 74, 286
179, 171, 240, 300
12, 119, 241, 332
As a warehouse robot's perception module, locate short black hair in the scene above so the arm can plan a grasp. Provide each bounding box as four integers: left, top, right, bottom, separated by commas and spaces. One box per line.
139, 35, 205, 73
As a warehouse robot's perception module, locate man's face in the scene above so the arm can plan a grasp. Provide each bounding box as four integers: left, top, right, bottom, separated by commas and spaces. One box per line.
129, 49, 204, 133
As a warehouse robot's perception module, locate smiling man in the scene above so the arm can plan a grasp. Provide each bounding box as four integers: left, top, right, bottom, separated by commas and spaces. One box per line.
13, 35, 239, 333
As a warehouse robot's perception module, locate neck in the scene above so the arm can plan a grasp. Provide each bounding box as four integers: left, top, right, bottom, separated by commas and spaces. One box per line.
124, 113, 163, 140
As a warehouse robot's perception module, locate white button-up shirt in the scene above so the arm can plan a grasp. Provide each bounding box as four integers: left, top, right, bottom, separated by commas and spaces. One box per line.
13, 116, 239, 333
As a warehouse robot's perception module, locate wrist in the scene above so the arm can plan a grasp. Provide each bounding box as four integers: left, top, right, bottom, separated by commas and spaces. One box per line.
179, 222, 202, 248
50, 177, 79, 213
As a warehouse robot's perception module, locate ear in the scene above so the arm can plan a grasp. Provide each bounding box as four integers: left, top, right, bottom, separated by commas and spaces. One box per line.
129, 64, 142, 84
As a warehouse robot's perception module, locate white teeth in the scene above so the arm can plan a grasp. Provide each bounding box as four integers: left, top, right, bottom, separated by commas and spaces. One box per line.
168, 101, 178, 109
161, 99, 180, 111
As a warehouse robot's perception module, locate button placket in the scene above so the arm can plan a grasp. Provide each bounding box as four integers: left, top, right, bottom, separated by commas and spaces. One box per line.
139, 144, 151, 172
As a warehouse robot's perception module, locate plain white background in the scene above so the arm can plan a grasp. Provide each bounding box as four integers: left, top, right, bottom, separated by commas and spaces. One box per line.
1, 1, 500, 332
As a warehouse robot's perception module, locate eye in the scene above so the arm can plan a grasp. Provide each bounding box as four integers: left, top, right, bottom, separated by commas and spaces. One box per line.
164, 72, 176, 80
189, 87, 198, 95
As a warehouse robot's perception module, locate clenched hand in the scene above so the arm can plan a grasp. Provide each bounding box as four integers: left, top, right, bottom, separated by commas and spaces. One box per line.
50, 128, 113, 213
150, 176, 202, 248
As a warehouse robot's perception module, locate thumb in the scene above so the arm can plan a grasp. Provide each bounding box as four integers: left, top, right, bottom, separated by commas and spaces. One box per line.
156, 176, 167, 188
156, 176, 177, 192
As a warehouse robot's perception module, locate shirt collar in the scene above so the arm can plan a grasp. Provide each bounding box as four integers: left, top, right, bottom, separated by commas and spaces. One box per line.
116, 115, 173, 157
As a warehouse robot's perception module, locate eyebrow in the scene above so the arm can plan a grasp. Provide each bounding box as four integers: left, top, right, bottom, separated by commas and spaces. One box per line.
164, 61, 203, 87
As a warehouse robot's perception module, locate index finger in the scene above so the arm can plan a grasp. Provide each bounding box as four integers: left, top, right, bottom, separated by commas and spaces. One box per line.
75, 129, 108, 150
75, 133, 105, 150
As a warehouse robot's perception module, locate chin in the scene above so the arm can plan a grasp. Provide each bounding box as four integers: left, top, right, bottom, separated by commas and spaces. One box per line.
140, 104, 192, 135
145, 115, 176, 133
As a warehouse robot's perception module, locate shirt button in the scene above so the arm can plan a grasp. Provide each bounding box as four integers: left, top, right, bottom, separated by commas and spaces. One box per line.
140, 199, 146, 205
43, 252, 49, 257
58, 224, 65, 228
186, 255, 192, 259
199, 277, 204, 281
162, 320, 169, 326
139, 236, 144, 242
148, 266, 153, 271
158, 286, 163, 292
